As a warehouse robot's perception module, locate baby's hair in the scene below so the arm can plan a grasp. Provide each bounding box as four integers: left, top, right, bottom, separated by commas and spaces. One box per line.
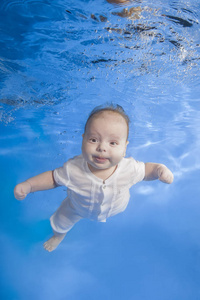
84, 104, 130, 139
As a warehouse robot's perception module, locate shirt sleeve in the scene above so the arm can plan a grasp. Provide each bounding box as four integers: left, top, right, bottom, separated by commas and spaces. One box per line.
53, 161, 70, 187
129, 158, 145, 185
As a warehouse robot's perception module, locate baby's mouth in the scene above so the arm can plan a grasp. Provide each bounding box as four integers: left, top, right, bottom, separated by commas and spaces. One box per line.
93, 156, 108, 163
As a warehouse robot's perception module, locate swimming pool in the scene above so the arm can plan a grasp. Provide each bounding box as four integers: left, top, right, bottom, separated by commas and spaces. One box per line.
0, 0, 200, 299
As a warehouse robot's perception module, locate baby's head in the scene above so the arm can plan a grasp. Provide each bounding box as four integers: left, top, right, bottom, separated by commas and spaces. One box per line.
84, 104, 130, 140
82, 104, 130, 172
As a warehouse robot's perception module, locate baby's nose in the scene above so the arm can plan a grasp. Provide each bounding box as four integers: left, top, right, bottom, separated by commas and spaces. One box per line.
97, 142, 106, 152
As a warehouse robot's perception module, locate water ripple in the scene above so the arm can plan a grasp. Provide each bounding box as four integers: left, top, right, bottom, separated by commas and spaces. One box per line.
0, 0, 199, 122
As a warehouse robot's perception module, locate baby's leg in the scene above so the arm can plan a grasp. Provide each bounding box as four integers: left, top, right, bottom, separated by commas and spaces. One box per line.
43, 232, 66, 252
44, 197, 82, 252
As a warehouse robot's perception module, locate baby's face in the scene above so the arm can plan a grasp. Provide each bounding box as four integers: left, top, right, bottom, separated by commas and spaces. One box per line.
82, 111, 129, 172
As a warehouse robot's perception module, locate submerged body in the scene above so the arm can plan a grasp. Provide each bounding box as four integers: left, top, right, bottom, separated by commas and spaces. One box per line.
14, 105, 173, 252
51, 154, 144, 226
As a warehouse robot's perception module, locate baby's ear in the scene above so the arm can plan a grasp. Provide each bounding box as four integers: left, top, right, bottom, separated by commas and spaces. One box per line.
123, 141, 129, 157
82, 133, 84, 138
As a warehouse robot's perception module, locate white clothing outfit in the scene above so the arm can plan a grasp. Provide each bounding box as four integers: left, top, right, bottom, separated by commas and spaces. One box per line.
50, 155, 145, 234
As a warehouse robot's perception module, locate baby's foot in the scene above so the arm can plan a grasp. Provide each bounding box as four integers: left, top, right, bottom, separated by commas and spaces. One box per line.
43, 233, 66, 252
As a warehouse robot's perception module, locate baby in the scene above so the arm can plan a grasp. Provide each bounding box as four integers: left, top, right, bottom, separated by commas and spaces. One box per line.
14, 104, 173, 252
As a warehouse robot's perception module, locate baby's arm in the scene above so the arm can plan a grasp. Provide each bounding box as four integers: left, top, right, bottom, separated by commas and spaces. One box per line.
14, 171, 57, 200
144, 163, 174, 184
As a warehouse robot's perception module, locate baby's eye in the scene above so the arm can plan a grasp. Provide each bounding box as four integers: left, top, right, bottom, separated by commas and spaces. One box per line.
89, 138, 98, 143
110, 141, 118, 146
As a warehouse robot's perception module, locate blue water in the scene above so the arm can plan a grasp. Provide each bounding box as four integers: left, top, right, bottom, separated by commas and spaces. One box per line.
0, 0, 200, 299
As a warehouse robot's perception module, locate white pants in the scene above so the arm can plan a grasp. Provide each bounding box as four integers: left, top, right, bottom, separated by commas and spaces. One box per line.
50, 197, 83, 234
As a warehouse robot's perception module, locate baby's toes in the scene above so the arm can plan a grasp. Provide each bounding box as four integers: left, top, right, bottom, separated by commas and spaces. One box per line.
43, 242, 52, 252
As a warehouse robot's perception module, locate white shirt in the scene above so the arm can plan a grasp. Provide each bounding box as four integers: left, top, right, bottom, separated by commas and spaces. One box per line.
53, 155, 145, 222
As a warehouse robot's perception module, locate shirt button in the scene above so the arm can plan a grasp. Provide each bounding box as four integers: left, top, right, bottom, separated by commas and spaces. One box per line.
103, 185, 106, 189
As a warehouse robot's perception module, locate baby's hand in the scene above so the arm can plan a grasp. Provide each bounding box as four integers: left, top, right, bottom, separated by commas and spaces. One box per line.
158, 165, 174, 184
14, 181, 32, 200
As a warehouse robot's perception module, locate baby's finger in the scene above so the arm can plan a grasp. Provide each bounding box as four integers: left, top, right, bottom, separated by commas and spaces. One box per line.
17, 194, 27, 200
159, 169, 174, 184
14, 192, 26, 200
